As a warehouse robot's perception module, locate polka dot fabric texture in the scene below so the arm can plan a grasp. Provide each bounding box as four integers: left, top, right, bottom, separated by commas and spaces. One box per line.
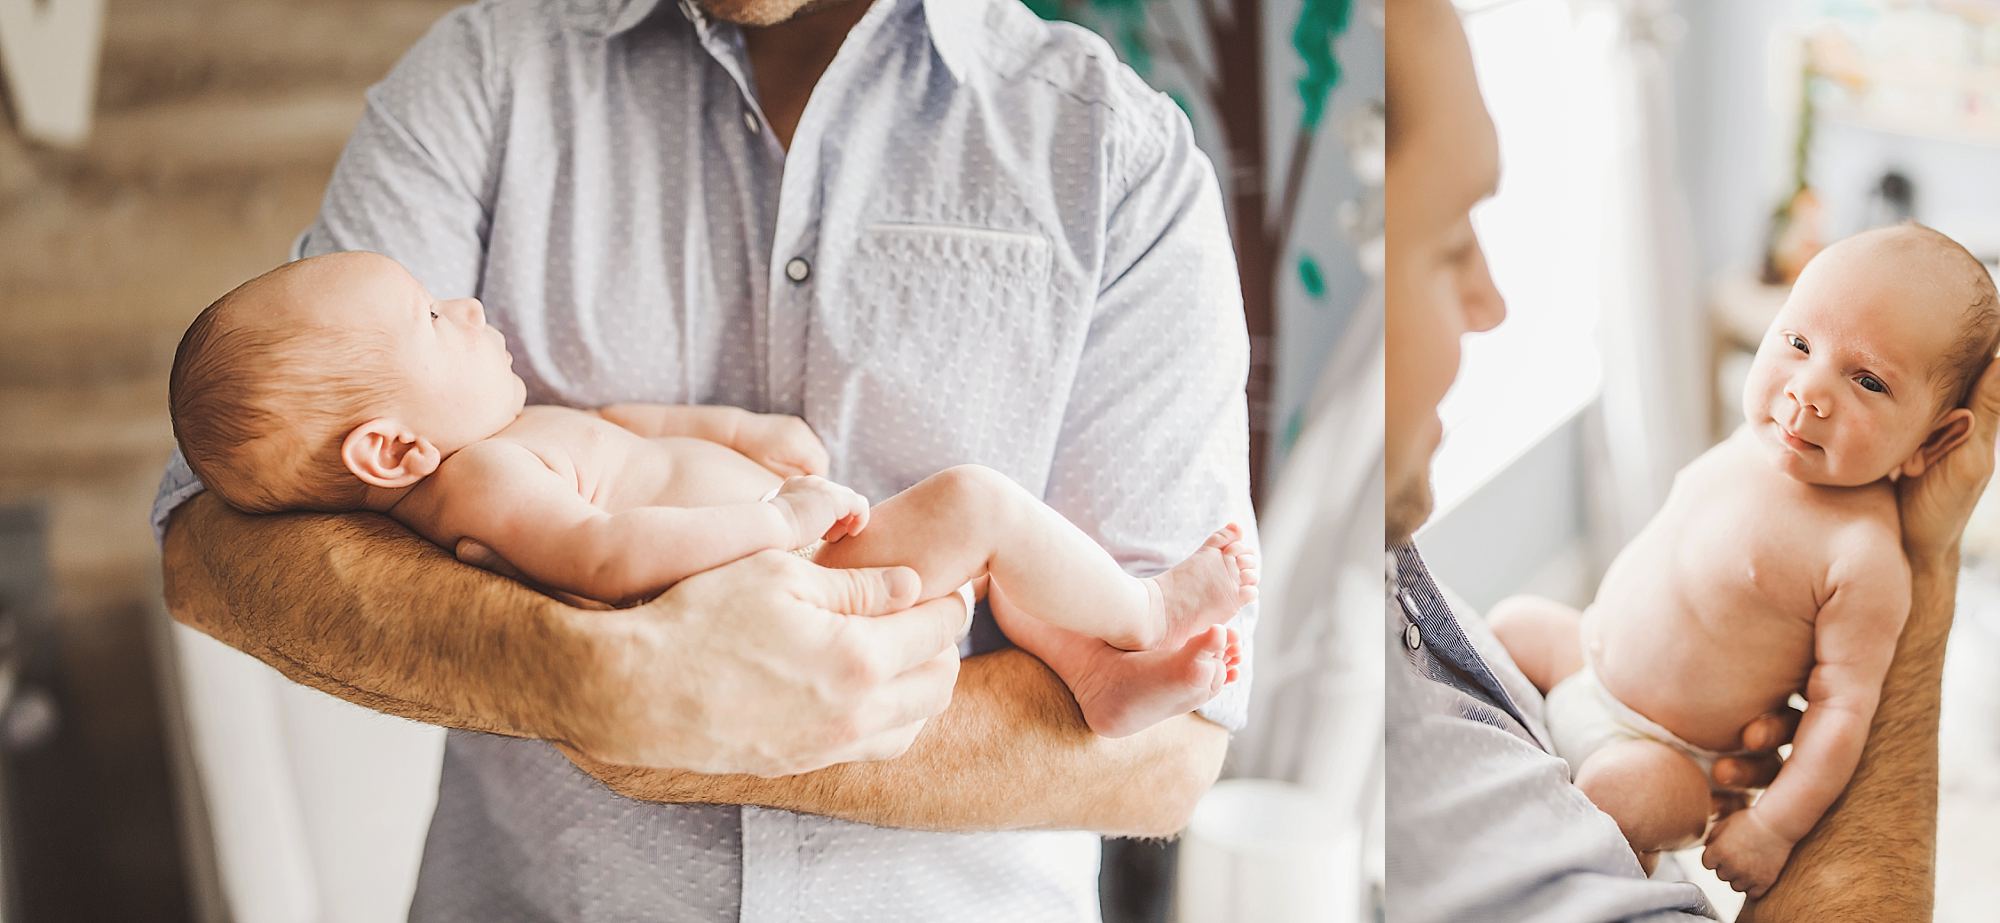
151, 0, 1257, 919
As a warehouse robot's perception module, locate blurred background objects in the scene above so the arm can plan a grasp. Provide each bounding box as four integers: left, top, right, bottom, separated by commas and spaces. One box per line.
0, 1, 485, 919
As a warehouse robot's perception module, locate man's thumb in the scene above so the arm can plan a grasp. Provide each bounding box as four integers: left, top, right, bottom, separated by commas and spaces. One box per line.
1971, 350, 2000, 422
809, 564, 921, 616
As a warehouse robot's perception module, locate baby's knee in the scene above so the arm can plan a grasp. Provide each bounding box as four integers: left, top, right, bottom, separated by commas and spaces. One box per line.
921, 464, 1023, 520
1488, 595, 1573, 635
1576, 742, 1710, 848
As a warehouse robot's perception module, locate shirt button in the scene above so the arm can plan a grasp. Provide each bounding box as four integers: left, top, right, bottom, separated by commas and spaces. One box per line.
743, 109, 761, 135
785, 257, 811, 283
1403, 622, 1422, 651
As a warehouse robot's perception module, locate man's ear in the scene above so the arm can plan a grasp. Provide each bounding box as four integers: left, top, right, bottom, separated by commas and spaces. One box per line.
341, 418, 441, 488
1901, 407, 1974, 479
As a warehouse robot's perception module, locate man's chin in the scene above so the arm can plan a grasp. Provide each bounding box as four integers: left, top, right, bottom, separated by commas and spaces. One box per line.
1385, 478, 1434, 547
697, 0, 842, 26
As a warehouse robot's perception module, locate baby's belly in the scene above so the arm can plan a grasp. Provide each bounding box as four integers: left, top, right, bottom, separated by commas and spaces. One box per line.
1585, 552, 1817, 752
603, 437, 785, 511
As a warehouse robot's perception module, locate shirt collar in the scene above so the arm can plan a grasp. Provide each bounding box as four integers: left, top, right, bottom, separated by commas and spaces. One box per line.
565, 0, 983, 83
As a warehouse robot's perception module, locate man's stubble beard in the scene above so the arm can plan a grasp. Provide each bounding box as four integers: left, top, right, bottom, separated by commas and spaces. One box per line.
697, 0, 860, 26
1385, 470, 1434, 547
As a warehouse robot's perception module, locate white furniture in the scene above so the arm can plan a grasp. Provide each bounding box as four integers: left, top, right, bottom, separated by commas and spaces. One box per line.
164, 621, 443, 923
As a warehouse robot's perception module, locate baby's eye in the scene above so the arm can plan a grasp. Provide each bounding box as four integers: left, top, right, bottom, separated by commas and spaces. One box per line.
1857, 375, 1886, 394
430, 311, 440, 320
1785, 333, 1808, 353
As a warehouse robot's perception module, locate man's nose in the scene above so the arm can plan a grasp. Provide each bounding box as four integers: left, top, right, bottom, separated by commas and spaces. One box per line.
1461, 237, 1506, 333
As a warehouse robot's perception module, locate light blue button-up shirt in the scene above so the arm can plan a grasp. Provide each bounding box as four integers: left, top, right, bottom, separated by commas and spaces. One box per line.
152, 0, 1258, 919
1386, 546, 1714, 922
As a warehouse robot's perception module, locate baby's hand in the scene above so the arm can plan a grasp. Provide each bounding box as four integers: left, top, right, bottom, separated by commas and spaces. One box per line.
769, 475, 870, 548
735, 413, 830, 478
1701, 809, 1794, 899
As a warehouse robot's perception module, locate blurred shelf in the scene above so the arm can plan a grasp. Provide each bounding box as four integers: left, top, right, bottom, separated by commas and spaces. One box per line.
1821, 103, 2000, 149
1707, 274, 1791, 441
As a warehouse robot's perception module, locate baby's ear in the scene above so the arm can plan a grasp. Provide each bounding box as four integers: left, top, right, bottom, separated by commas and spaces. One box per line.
1902, 407, 1974, 479
341, 418, 442, 489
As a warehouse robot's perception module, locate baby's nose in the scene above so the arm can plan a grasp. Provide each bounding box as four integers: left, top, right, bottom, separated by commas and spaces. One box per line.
448, 297, 486, 325
1785, 382, 1827, 417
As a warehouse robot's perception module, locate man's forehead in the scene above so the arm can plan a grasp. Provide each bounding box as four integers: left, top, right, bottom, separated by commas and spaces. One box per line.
1387, 0, 1500, 226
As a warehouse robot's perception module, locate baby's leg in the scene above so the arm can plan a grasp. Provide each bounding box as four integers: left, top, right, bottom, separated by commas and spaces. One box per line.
1575, 739, 1712, 860
1488, 595, 1587, 694
991, 581, 1242, 738
812, 465, 1255, 651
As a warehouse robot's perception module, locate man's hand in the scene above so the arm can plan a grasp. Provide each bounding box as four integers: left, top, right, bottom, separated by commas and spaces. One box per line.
734, 413, 830, 478
567, 550, 965, 776
769, 475, 871, 546
1899, 351, 2000, 566
1707, 705, 1802, 820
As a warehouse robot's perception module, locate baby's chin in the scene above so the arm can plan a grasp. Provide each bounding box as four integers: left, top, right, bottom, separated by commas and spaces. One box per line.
1751, 423, 1895, 488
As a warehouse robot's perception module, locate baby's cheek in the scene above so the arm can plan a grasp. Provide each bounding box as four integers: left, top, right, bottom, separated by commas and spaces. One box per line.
1838, 414, 1897, 476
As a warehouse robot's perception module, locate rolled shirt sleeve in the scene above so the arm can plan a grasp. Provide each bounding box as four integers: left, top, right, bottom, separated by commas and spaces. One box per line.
1041, 81, 1260, 731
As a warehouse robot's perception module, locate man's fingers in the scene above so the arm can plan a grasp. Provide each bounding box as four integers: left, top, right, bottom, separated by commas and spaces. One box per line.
854, 646, 959, 737
845, 592, 968, 675
812, 649, 957, 768
831, 717, 932, 765
1710, 790, 1749, 820
1970, 348, 2000, 424
796, 561, 922, 615
1740, 706, 1803, 751
1712, 751, 1783, 790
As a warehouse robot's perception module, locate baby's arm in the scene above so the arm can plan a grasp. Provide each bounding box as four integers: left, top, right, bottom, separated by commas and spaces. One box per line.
596, 403, 749, 442
430, 442, 849, 604
598, 403, 828, 477
1705, 530, 1910, 896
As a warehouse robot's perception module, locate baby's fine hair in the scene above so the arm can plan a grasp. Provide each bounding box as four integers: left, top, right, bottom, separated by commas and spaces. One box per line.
1903, 222, 2000, 410
168, 268, 398, 514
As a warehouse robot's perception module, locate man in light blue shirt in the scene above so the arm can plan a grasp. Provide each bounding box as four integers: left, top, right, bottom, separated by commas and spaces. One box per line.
1382, 1, 1993, 919
157, 0, 1259, 919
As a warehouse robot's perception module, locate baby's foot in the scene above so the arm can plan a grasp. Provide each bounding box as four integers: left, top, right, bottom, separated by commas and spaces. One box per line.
1132, 524, 1258, 651
1069, 625, 1242, 738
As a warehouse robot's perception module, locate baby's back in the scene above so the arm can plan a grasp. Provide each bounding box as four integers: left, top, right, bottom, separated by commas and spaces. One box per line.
1582, 429, 1897, 751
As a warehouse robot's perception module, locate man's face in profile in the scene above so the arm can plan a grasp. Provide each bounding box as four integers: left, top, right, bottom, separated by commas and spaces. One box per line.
699, 0, 857, 27
1384, 0, 1507, 544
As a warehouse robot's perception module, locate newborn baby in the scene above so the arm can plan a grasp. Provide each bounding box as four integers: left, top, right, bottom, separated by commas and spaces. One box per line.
1490, 224, 1998, 896
169, 252, 1256, 738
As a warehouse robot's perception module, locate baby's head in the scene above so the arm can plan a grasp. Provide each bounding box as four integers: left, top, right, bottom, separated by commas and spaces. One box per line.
1742, 223, 1999, 487
170, 252, 526, 513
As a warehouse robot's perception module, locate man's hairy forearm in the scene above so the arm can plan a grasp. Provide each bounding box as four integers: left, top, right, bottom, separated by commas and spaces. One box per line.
163, 492, 596, 744
575, 648, 1229, 837
1742, 553, 1955, 922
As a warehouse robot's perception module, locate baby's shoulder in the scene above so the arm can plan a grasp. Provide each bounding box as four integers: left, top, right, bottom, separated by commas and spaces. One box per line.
491, 405, 626, 456
1819, 501, 1909, 598
431, 438, 562, 493
510, 403, 616, 431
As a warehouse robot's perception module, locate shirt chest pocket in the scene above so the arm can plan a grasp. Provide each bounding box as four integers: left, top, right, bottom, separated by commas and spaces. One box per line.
807, 222, 1084, 481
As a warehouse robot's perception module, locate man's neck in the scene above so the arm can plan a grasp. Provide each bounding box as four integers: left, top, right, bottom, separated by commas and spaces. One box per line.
742, 0, 874, 150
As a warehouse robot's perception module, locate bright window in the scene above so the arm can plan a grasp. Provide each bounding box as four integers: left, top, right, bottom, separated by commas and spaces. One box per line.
1430, 0, 1607, 512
